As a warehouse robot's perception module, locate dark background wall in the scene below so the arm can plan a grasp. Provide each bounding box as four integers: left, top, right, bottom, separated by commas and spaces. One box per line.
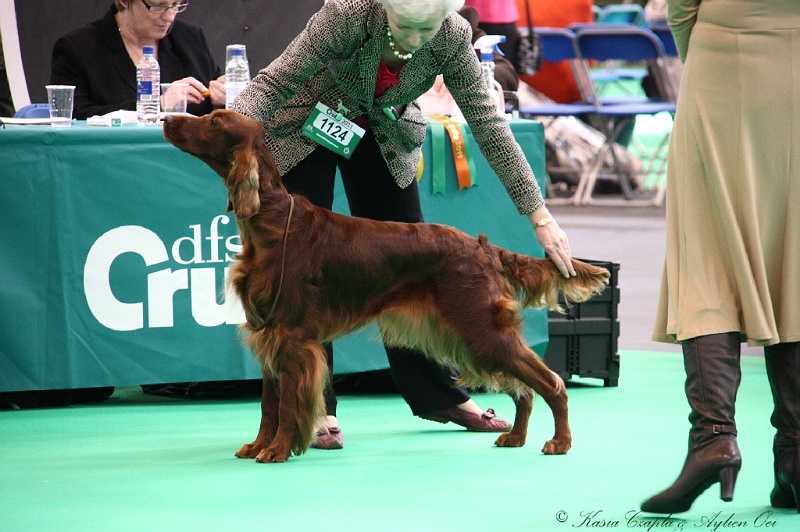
16, 0, 323, 103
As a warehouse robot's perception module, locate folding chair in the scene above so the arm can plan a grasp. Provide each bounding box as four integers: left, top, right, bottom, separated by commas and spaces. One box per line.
572, 25, 677, 206
516, 28, 597, 204
631, 24, 680, 207
591, 6, 650, 99
518, 28, 595, 117
650, 24, 679, 58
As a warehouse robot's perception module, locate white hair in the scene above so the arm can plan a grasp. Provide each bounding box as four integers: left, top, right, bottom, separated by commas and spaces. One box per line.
379, 0, 465, 21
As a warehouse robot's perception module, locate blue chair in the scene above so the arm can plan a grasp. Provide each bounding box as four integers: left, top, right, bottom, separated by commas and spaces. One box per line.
646, 23, 679, 102
518, 28, 596, 117
636, 23, 680, 200
580, 16, 652, 99
572, 25, 677, 206
516, 28, 599, 204
650, 24, 679, 58
575, 3, 648, 99
565, 22, 651, 100
14, 103, 50, 118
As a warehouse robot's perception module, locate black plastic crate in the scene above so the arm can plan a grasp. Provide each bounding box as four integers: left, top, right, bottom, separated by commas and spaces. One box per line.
543, 259, 620, 387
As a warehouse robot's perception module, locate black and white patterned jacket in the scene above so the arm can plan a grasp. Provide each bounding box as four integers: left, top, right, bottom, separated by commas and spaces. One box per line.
232, 0, 543, 214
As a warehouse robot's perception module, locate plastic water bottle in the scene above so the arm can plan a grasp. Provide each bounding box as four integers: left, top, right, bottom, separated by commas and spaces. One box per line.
136, 46, 160, 124
225, 46, 250, 109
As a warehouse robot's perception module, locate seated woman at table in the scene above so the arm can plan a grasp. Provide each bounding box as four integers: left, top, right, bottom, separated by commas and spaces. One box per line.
50, 0, 226, 120
50, 0, 244, 400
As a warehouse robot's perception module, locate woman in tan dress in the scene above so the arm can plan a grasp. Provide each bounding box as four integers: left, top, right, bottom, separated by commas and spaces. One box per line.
643, 0, 800, 514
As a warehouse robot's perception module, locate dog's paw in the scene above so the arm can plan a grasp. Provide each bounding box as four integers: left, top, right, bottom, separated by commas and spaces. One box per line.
255, 446, 290, 463
235, 442, 263, 459
541, 438, 571, 455
494, 431, 526, 447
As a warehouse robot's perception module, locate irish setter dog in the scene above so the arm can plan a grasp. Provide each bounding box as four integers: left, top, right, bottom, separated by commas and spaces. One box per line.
163, 110, 609, 463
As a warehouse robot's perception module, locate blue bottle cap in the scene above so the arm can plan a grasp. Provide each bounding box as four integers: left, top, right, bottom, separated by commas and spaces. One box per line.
142, 46, 154, 55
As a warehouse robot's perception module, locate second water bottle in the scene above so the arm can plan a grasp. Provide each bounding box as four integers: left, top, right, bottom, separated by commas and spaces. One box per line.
225, 45, 250, 109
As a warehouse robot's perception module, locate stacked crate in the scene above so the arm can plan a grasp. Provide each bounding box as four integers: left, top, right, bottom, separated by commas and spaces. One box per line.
544, 260, 621, 387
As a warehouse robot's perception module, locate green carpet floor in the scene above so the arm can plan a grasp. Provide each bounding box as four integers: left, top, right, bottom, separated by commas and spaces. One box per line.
1, 350, 796, 531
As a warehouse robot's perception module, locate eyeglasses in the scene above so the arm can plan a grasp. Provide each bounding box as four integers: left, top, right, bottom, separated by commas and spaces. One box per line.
139, 0, 189, 14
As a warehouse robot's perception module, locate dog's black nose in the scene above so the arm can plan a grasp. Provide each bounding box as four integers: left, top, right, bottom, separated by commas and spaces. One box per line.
164, 115, 175, 125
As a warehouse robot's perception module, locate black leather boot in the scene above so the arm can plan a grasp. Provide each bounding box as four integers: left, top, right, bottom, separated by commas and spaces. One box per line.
764, 342, 800, 511
641, 332, 743, 514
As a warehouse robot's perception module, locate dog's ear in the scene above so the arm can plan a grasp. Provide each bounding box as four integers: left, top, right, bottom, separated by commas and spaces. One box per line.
226, 143, 261, 219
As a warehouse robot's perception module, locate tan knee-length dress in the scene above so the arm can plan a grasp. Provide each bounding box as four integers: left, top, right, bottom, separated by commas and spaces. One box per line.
653, 0, 800, 346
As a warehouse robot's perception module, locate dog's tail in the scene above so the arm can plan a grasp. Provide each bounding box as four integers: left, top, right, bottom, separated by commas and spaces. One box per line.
492, 243, 610, 311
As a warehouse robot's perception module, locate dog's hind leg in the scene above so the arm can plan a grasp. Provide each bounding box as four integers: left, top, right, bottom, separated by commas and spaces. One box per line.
461, 326, 571, 455
494, 389, 533, 448
235, 371, 280, 459
499, 348, 571, 455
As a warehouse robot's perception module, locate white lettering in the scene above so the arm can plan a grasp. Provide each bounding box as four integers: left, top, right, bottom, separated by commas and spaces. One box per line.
172, 224, 205, 265
190, 267, 245, 326
147, 268, 188, 327
226, 234, 242, 261
84, 226, 169, 331
206, 215, 226, 263
84, 219, 246, 331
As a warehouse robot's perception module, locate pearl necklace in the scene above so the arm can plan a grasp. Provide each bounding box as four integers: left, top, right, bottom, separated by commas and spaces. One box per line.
386, 27, 413, 60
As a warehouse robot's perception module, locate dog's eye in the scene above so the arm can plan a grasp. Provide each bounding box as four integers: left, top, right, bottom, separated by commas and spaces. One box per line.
209, 116, 218, 127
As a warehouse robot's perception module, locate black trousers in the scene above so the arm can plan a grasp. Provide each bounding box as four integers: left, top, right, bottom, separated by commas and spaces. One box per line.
280, 131, 470, 416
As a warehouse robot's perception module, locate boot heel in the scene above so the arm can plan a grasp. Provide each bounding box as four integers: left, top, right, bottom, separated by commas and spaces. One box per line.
791, 483, 800, 513
719, 466, 739, 502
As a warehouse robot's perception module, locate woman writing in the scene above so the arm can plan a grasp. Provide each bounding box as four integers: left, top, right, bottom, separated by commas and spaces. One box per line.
51, 0, 225, 119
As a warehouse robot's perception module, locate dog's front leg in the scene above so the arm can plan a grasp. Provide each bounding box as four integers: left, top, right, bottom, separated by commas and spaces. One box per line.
254, 369, 301, 463
254, 339, 327, 463
235, 372, 279, 459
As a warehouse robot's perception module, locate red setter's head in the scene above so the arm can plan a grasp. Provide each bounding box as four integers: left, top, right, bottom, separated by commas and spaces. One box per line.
163, 110, 281, 219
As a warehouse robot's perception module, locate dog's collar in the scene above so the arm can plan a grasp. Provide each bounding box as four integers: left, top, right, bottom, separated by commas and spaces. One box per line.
246, 195, 294, 332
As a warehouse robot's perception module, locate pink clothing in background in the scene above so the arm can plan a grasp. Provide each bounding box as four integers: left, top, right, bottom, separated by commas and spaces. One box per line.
464, 0, 519, 23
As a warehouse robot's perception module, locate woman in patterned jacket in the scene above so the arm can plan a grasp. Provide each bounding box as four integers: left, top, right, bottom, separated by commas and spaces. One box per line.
232, 0, 576, 449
